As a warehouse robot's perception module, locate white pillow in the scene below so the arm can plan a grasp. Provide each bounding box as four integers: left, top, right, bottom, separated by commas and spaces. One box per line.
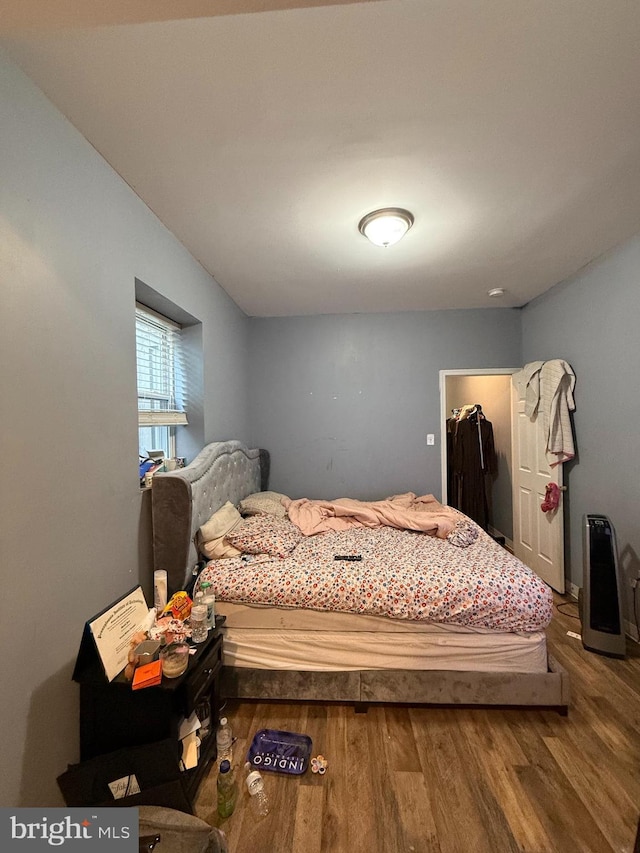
238, 491, 289, 519
199, 501, 242, 542
200, 536, 242, 560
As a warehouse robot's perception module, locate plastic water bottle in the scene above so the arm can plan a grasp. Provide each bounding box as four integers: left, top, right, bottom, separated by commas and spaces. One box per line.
193, 589, 204, 612
200, 581, 216, 629
216, 717, 233, 763
244, 761, 270, 817
190, 602, 208, 643
216, 760, 237, 818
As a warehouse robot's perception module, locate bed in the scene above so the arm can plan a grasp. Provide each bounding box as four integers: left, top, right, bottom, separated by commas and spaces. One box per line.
151, 440, 569, 712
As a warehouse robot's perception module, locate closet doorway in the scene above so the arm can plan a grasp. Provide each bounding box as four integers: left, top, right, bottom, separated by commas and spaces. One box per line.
439, 368, 517, 546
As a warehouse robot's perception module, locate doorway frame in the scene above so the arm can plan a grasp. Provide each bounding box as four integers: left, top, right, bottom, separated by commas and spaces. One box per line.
439, 368, 519, 505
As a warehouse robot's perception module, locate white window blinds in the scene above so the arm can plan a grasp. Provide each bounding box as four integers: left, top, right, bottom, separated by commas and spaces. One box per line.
136, 303, 188, 426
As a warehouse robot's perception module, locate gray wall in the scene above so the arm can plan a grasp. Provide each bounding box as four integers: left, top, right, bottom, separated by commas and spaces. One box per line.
522, 236, 640, 612
0, 51, 251, 807
248, 310, 522, 500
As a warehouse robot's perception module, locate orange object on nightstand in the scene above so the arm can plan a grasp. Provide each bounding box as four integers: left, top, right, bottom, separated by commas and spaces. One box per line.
132, 659, 163, 690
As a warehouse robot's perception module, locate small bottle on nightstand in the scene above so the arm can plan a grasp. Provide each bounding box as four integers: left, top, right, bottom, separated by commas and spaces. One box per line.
200, 581, 216, 630
190, 599, 208, 643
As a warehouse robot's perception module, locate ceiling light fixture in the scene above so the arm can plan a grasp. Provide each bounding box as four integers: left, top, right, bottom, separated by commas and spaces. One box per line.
488, 288, 505, 298
358, 208, 414, 247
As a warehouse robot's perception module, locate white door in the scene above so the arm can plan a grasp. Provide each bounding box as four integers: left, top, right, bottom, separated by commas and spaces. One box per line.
511, 375, 565, 592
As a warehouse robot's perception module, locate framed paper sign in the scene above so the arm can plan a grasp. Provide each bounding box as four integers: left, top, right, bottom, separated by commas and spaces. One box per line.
74, 586, 149, 682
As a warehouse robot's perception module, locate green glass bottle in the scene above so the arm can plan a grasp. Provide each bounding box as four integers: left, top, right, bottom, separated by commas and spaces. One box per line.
217, 760, 237, 818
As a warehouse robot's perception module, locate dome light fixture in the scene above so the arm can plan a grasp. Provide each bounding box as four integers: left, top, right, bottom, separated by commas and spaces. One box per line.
358, 207, 414, 247
488, 287, 505, 298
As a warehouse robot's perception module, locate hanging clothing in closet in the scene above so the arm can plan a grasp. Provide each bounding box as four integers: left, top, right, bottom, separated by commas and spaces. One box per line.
447, 405, 477, 511
451, 407, 497, 531
446, 411, 460, 509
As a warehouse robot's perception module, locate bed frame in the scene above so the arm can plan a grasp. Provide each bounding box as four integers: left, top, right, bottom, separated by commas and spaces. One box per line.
152, 440, 569, 713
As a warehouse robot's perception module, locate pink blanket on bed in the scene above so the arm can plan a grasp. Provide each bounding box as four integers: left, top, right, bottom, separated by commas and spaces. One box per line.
284, 492, 459, 538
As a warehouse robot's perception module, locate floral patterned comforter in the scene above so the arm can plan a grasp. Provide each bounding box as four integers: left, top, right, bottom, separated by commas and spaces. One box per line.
196, 523, 553, 633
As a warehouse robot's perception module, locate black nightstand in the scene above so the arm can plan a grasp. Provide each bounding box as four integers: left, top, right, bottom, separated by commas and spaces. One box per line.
73, 617, 225, 806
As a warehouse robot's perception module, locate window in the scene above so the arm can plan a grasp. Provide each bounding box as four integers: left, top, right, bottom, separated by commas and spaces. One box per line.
136, 303, 188, 459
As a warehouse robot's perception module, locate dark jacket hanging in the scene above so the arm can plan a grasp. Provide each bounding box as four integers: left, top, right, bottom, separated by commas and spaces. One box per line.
446, 416, 459, 508
452, 412, 497, 530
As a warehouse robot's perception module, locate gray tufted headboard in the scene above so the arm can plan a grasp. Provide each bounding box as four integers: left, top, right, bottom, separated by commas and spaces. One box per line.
151, 440, 269, 594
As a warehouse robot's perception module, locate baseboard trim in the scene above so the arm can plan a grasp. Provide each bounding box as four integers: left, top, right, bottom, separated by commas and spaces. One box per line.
488, 526, 514, 552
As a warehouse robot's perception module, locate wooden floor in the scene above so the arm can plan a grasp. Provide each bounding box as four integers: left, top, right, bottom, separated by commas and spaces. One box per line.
194, 595, 640, 853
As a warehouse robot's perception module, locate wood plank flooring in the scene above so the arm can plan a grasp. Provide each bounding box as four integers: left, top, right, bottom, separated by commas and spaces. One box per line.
194, 595, 640, 853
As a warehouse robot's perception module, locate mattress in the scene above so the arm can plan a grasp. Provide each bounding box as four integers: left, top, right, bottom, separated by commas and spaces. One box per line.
199, 524, 553, 633
217, 600, 532, 634
217, 601, 548, 673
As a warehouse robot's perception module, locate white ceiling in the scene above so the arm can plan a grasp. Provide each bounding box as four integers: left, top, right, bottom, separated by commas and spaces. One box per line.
3, 0, 640, 316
